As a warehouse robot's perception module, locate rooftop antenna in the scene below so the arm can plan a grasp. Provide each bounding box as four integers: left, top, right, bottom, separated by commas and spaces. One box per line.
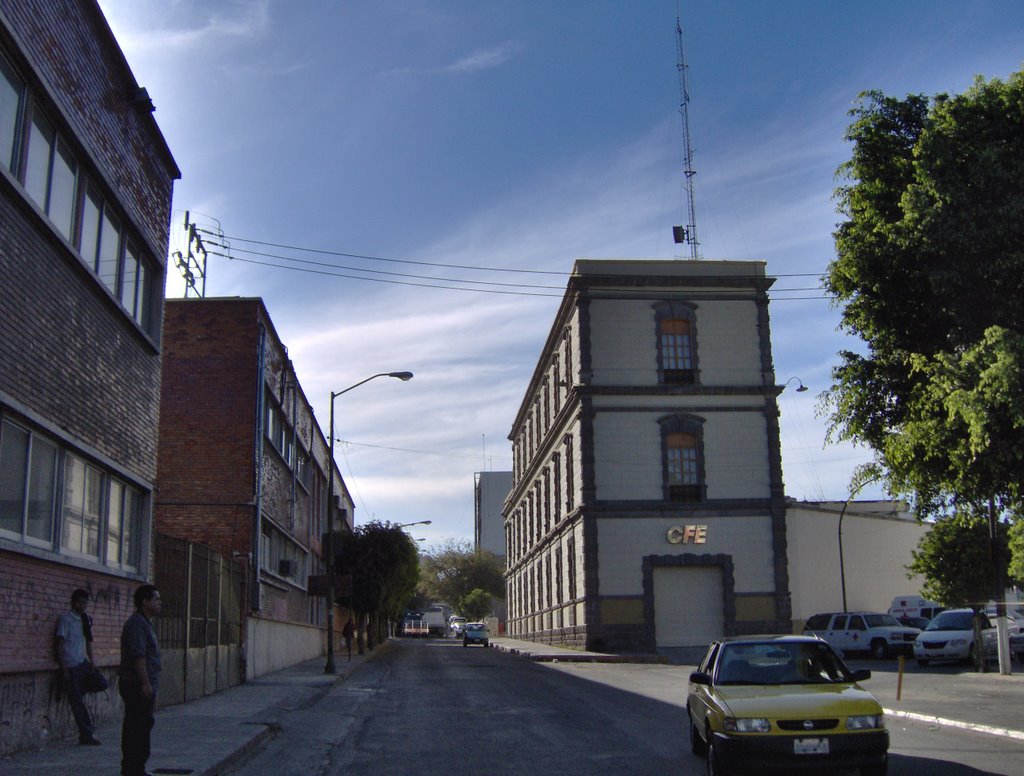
672, 13, 699, 260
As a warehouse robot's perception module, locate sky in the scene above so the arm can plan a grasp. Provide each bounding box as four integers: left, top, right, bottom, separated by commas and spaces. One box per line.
95, 0, 1024, 547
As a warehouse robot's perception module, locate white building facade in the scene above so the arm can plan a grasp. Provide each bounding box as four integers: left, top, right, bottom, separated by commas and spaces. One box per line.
505, 260, 792, 653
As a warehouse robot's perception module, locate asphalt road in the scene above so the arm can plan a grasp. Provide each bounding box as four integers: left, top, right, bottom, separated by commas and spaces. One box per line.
226, 639, 1024, 776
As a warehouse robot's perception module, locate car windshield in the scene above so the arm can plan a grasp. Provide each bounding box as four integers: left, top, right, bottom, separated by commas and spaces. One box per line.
864, 614, 901, 627
925, 612, 974, 631
715, 642, 854, 686
466, 625, 485, 632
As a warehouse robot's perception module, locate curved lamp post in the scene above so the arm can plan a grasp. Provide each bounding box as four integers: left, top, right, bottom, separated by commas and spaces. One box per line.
782, 376, 809, 393
398, 520, 432, 529
325, 371, 413, 674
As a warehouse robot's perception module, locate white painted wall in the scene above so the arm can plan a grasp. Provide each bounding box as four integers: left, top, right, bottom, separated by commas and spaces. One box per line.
245, 617, 324, 680
786, 501, 928, 627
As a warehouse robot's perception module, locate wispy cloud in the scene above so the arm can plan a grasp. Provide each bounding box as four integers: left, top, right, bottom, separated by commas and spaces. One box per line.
100, 0, 270, 53
384, 41, 519, 77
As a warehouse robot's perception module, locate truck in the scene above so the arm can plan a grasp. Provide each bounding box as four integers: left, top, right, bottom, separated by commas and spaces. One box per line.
888, 595, 945, 622
423, 604, 449, 636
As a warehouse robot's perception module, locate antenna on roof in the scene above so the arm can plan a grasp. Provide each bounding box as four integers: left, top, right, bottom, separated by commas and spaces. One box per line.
673, 13, 699, 260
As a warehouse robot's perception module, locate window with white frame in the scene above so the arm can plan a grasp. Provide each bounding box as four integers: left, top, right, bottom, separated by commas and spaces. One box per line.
0, 417, 144, 570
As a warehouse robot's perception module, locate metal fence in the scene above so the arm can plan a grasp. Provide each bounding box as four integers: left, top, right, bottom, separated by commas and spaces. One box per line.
153, 531, 244, 700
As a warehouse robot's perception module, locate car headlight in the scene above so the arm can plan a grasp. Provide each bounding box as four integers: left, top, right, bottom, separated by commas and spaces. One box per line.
724, 717, 771, 733
847, 714, 884, 730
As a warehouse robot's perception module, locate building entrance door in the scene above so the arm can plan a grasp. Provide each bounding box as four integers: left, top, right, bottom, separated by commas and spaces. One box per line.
653, 565, 724, 648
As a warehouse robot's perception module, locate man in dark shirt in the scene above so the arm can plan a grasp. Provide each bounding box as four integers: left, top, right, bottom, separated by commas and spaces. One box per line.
118, 584, 162, 776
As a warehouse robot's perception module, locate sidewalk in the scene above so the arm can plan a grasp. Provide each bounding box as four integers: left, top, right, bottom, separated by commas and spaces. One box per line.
0, 644, 387, 776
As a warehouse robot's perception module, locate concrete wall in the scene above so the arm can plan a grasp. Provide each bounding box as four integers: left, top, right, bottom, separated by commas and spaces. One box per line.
245, 616, 324, 681
786, 501, 927, 627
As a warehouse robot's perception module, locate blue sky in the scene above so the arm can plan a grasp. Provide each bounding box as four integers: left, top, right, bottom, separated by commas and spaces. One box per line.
96, 0, 1024, 546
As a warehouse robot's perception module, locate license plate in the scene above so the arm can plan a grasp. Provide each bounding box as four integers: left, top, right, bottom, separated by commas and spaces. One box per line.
794, 738, 829, 755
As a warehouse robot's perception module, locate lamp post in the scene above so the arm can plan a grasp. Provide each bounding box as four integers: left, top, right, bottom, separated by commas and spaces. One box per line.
325, 371, 413, 674
782, 376, 809, 393
397, 520, 432, 529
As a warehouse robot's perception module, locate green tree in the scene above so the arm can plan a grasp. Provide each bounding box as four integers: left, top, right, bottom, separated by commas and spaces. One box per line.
418, 540, 505, 609
824, 70, 1024, 516
823, 72, 1024, 633
460, 588, 493, 621
1009, 520, 1024, 583
340, 521, 420, 650
908, 510, 1011, 609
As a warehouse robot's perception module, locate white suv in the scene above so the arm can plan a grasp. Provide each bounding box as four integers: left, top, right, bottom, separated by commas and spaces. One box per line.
803, 611, 921, 659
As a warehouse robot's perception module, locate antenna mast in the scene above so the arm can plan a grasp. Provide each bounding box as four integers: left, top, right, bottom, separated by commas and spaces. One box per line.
673, 15, 699, 260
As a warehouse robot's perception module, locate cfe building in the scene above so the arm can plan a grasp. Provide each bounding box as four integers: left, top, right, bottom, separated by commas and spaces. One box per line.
504, 259, 793, 655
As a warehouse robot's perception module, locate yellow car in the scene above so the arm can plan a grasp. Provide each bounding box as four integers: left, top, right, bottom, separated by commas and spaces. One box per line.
687, 635, 888, 775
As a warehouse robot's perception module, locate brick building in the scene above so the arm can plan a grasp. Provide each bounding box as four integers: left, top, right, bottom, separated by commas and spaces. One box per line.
0, 0, 178, 754
505, 260, 792, 654
157, 298, 354, 681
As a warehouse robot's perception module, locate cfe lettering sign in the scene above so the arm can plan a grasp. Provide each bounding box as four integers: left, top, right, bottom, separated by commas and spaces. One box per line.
666, 524, 708, 545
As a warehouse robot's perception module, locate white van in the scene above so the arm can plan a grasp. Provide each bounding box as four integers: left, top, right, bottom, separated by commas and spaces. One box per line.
889, 595, 945, 621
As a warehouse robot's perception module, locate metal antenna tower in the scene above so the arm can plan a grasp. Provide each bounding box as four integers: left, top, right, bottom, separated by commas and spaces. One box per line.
673, 15, 699, 260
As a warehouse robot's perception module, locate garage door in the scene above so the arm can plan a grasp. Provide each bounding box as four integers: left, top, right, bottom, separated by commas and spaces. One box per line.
653, 566, 724, 648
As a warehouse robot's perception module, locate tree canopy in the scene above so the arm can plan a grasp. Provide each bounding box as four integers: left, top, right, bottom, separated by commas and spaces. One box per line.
824, 70, 1024, 517
418, 540, 505, 612
339, 521, 420, 623
908, 510, 1014, 608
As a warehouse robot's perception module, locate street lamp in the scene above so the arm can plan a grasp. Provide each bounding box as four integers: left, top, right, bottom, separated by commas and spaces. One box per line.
782, 376, 809, 393
325, 371, 413, 674
397, 520, 432, 529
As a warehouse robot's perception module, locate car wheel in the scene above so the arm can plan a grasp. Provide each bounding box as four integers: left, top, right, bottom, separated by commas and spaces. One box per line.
870, 639, 889, 660
689, 718, 707, 756
706, 727, 730, 776
916, 658, 929, 667
463, 641, 468, 647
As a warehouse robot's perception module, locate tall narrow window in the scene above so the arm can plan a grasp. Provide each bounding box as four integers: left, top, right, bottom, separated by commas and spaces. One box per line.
552, 453, 562, 523
661, 414, 705, 502
655, 302, 698, 384
1, 57, 23, 171
23, 111, 78, 241
62, 454, 103, 559
564, 434, 575, 512
566, 536, 577, 601
0, 420, 57, 545
666, 432, 700, 501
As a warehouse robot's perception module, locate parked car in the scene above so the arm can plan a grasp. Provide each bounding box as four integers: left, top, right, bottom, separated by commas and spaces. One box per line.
687, 636, 889, 776
913, 609, 1003, 666
983, 607, 1024, 633
463, 622, 489, 647
897, 616, 931, 631
803, 611, 921, 659
448, 616, 467, 637
1010, 631, 1024, 663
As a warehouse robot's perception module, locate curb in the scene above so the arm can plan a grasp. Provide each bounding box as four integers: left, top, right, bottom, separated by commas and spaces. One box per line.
196, 723, 278, 776
883, 708, 1024, 742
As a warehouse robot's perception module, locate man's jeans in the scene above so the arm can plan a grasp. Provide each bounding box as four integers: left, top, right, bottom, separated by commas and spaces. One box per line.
118, 682, 155, 776
65, 662, 95, 740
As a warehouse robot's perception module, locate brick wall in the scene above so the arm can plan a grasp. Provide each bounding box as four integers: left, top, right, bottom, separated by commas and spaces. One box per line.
0, 0, 177, 255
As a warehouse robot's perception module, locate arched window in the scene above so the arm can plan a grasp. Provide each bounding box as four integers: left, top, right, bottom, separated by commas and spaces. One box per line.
654, 302, 698, 384
660, 414, 706, 502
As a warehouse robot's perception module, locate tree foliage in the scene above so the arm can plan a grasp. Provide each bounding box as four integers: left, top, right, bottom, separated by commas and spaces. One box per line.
823, 70, 1024, 524
460, 588, 493, 621
418, 540, 505, 610
908, 510, 1013, 608
339, 521, 420, 623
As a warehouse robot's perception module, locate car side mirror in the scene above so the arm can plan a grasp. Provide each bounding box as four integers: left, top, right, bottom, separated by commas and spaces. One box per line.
851, 669, 871, 682
689, 671, 711, 685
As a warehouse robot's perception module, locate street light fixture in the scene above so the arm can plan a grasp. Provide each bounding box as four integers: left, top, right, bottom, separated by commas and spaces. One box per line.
324, 371, 413, 674
397, 520, 432, 529
782, 376, 809, 393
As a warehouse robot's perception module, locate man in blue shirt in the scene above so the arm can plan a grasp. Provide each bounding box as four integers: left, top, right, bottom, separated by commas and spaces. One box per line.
118, 584, 162, 776
56, 588, 101, 745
